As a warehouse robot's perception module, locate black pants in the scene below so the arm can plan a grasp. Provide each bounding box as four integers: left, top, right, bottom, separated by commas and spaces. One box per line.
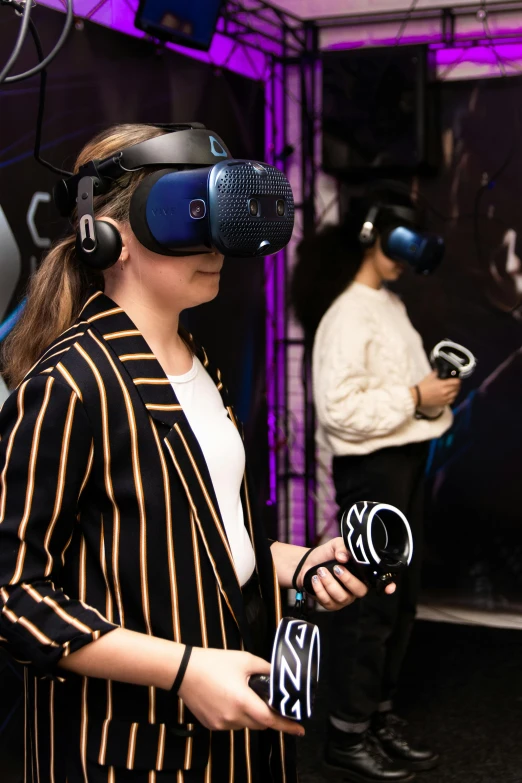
329, 441, 430, 728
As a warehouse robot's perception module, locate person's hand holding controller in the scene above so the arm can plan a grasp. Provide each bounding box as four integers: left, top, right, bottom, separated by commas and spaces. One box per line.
411, 370, 461, 409
178, 647, 306, 736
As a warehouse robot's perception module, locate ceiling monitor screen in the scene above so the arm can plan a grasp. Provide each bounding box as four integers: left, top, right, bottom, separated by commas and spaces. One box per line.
135, 0, 223, 50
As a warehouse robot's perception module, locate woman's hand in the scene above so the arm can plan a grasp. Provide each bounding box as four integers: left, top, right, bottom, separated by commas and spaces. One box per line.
297, 538, 396, 610
415, 371, 461, 408
178, 647, 305, 736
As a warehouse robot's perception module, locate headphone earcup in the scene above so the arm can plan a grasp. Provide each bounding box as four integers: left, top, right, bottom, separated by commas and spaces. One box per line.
76, 220, 123, 271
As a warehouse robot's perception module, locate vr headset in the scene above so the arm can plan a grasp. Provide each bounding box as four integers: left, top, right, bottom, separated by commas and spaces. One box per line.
359, 203, 445, 275
53, 123, 295, 270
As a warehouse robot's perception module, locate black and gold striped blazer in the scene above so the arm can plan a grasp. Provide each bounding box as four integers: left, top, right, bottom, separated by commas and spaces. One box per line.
0, 289, 295, 783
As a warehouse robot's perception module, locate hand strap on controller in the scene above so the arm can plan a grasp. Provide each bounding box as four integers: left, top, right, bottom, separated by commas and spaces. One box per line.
291, 547, 314, 614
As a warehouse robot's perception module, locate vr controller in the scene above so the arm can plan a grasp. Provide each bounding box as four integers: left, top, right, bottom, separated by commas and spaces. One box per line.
430, 340, 477, 379
304, 502, 413, 596
249, 617, 320, 722
249, 502, 412, 720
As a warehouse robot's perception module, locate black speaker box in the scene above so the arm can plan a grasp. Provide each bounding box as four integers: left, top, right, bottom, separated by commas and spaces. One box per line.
322, 45, 441, 181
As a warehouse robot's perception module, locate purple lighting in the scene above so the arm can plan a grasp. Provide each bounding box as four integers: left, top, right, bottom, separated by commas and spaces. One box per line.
265, 59, 287, 520
40, 0, 286, 522
436, 41, 522, 65
40, 0, 267, 80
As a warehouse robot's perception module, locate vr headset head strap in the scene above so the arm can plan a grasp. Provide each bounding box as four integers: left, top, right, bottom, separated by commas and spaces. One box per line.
119, 127, 231, 170
383, 204, 417, 224
53, 126, 231, 218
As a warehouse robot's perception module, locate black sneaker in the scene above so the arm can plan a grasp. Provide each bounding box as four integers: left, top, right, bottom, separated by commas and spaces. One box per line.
372, 713, 439, 772
325, 726, 416, 782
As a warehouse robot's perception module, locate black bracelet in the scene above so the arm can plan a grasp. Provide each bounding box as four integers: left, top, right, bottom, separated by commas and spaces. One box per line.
170, 645, 193, 694
292, 548, 314, 592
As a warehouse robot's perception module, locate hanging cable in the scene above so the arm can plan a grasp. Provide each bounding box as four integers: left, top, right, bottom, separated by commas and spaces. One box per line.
28, 19, 72, 175
0, 0, 73, 85
479, 0, 507, 78
394, 0, 420, 46
0, 0, 32, 86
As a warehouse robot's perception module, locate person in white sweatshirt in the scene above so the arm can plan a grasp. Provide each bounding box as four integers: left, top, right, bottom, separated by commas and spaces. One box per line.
292, 191, 460, 783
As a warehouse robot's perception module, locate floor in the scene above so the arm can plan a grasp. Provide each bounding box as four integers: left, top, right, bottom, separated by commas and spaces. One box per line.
297, 616, 522, 783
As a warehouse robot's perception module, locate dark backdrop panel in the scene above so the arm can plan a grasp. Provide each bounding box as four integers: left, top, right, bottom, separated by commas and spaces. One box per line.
0, 4, 267, 467
0, 5, 264, 311
0, 10, 269, 779
0, 10, 271, 527
391, 76, 522, 612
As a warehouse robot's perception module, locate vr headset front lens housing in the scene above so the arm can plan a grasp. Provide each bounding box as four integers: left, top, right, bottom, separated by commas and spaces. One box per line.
56, 128, 295, 263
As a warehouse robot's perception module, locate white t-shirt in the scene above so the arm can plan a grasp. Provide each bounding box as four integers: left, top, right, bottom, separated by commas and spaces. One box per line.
168, 357, 256, 586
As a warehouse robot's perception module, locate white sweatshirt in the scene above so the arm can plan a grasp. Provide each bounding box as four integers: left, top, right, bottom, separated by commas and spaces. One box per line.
312, 282, 453, 456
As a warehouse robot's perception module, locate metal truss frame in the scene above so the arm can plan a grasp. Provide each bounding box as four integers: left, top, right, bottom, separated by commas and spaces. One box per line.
315, 0, 522, 51
67, 0, 522, 546
34, 0, 522, 546
212, 2, 321, 547
316, 0, 522, 29
259, 16, 320, 548
19, 0, 321, 546
214, 1, 522, 548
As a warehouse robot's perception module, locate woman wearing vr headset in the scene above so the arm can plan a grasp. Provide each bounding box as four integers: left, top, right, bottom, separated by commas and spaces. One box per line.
291, 190, 460, 783
0, 124, 381, 783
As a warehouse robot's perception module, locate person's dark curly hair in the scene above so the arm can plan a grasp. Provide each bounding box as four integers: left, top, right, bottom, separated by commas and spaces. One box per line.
291, 217, 364, 344
291, 186, 421, 344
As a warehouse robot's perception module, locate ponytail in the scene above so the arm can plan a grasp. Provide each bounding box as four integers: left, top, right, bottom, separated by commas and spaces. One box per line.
2, 237, 102, 387
1, 123, 168, 389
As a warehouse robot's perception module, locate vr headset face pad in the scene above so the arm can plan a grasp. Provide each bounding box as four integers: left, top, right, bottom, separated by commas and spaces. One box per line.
129, 160, 295, 258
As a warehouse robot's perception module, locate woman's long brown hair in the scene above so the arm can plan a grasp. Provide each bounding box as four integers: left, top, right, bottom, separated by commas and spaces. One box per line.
2, 124, 167, 388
